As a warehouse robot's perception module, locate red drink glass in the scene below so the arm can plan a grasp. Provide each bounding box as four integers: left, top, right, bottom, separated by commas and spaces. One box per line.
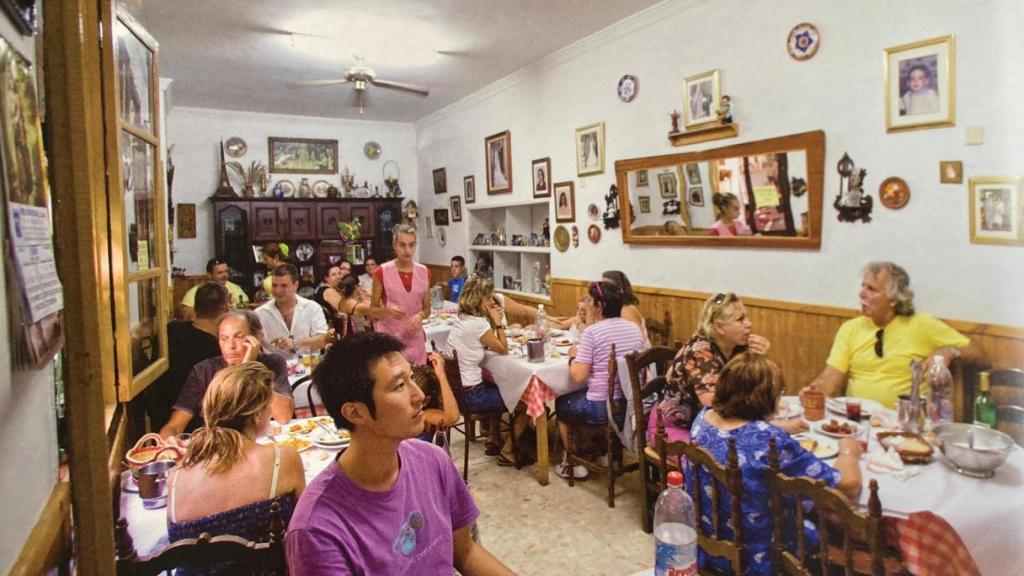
846, 400, 862, 422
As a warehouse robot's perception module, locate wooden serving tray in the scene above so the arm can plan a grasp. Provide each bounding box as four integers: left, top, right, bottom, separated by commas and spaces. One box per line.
876, 431, 934, 464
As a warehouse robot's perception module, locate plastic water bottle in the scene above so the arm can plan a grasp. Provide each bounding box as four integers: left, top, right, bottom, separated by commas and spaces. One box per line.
926, 355, 954, 427
654, 471, 697, 576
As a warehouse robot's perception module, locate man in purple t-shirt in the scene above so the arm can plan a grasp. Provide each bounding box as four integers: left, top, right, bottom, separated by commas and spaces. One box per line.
286, 332, 516, 575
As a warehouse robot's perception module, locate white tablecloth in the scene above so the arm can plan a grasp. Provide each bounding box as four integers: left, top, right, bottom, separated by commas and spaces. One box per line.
482, 349, 580, 413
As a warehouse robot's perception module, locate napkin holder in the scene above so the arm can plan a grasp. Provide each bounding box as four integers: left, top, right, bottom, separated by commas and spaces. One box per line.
526, 338, 545, 363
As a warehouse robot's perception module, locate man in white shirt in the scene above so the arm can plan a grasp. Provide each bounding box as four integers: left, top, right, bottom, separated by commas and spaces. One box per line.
256, 263, 328, 359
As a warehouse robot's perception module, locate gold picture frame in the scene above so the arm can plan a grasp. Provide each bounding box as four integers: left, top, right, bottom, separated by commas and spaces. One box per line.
884, 35, 955, 133
969, 177, 1023, 246
683, 69, 721, 128
268, 137, 338, 174
484, 130, 512, 194
575, 122, 605, 176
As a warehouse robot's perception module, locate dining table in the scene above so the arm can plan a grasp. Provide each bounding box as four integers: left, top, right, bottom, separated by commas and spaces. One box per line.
119, 417, 345, 558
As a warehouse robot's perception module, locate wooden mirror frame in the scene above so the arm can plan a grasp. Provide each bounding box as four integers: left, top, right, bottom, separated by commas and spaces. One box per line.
616, 130, 825, 249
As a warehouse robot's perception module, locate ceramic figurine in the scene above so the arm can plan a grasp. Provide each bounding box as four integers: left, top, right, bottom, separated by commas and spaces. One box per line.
532, 261, 542, 294
670, 110, 681, 133
542, 218, 550, 245
717, 95, 732, 124
602, 184, 621, 229
571, 225, 579, 248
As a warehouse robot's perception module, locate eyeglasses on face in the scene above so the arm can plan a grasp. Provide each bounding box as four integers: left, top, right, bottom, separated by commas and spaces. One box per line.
874, 329, 884, 357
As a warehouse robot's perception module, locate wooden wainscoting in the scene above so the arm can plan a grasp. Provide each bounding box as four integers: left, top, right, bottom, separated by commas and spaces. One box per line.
549, 277, 1024, 419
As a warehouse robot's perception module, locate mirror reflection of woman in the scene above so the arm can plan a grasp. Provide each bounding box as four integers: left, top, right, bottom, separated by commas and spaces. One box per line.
708, 193, 752, 237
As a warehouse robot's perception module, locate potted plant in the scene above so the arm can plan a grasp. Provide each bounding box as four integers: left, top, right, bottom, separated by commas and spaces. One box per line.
226, 160, 267, 198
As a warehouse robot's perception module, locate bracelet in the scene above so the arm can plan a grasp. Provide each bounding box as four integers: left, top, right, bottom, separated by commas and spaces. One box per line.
838, 448, 856, 456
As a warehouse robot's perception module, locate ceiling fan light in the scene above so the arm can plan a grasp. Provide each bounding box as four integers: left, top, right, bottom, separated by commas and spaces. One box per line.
354, 79, 367, 91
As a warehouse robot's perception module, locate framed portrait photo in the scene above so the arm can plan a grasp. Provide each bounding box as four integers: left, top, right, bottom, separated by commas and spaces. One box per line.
484, 130, 512, 194
553, 181, 576, 223
432, 168, 447, 194
636, 169, 649, 187
657, 172, 678, 199
433, 208, 450, 227
885, 35, 955, 133
268, 137, 338, 174
450, 195, 462, 222
464, 175, 476, 204
532, 157, 551, 198
575, 122, 605, 176
939, 161, 963, 184
969, 177, 1023, 245
639, 196, 651, 213
683, 69, 721, 128
688, 186, 705, 207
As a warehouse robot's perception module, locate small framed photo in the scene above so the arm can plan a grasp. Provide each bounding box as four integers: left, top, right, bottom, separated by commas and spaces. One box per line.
450, 196, 462, 222
969, 177, 1023, 245
636, 169, 649, 187
553, 181, 576, 223
639, 196, 651, 213
485, 130, 512, 194
683, 69, 721, 128
940, 161, 963, 184
433, 167, 447, 194
685, 163, 702, 186
688, 186, 705, 207
464, 175, 476, 204
575, 122, 605, 176
658, 172, 678, 199
433, 208, 450, 226
885, 35, 955, 133
532, 157, 551, 198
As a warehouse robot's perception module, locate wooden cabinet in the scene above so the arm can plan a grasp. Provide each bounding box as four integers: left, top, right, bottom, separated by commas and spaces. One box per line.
283, 203, 315, 239
316, 204, 344, 240
252, 203, 284, 241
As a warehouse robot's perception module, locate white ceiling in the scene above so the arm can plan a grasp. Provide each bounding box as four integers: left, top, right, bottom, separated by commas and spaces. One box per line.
130, 0, 664, 123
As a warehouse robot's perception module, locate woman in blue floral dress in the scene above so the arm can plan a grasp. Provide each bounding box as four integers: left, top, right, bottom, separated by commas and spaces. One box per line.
688, 353, 863, 575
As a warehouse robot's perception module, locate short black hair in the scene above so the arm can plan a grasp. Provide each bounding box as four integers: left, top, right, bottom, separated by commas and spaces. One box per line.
364, 256, 377, 265
314, 332, 406, 431
194, 282, 230, 318
272, 263, 299, 283
206, 258, 228, 274
589, 280, 623, 318
451, 255, 465, 266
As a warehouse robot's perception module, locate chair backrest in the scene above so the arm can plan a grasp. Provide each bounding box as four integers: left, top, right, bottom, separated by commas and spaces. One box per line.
996, 404, 1024, 446
767, 437, 885, 576
646, 310, 673, 347
625, 346, 677, 453
656, 415, 746, 575
439, 348, 467, 412
290, 375, 321, 417
115, 501, 287, 576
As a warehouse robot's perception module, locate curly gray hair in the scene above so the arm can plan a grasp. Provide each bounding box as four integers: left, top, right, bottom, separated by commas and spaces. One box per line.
863, 261, 915, 316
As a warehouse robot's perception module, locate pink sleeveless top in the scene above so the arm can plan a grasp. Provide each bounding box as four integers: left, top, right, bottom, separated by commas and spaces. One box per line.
377, 260, 428, 364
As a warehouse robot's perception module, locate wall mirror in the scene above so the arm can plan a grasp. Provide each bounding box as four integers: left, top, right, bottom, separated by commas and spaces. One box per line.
616, 130, 824, 249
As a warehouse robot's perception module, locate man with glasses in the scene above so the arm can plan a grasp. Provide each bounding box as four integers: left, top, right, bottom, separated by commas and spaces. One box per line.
802, 261, 982, 409
180, 258, 250, 319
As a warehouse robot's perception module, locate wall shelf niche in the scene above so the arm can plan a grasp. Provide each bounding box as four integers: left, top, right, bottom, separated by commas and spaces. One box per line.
467, 199, 551, 302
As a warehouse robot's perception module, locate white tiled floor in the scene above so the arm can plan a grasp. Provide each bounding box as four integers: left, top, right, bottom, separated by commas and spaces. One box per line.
451, 431, 655, 575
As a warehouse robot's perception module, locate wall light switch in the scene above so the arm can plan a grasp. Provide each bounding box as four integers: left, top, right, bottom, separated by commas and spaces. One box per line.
966, 127, 984, 145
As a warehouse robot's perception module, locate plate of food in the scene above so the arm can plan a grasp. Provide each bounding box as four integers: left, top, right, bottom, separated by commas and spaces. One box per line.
774, 401, 803, 420
826, 397, 883, 419
553, 338, 573, 347
277, 435, 313, 452
876, 431, 934, 464
312, 428, 351, 449
795, 435, 839, 459
813, 419, 860, 438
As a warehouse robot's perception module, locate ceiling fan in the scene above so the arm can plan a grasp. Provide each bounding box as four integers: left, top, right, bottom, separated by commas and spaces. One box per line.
291, 58, 430, 114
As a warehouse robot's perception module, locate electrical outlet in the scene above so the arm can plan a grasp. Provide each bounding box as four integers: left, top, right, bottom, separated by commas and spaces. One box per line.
966, 127, 984, 145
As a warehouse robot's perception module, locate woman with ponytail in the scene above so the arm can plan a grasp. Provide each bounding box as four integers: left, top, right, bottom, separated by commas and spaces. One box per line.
166, 362, 305, 573
708, 192, 752, 236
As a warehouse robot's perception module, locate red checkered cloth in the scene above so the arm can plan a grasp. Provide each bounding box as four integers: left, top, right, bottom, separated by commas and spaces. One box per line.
523, 376, 557, 421
897, 511, 980, 576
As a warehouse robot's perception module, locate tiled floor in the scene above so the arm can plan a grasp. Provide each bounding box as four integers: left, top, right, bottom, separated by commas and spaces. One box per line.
451, 431, 655, 575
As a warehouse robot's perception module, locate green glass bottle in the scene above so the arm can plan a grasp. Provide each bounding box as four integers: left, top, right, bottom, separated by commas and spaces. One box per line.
973, 371, 997, 428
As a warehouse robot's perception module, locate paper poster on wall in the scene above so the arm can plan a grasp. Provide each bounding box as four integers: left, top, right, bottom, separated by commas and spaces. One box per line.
753, 185, 780, 208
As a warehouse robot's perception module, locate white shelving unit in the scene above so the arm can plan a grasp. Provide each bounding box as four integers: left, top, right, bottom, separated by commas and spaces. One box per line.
467, 199, 551, 302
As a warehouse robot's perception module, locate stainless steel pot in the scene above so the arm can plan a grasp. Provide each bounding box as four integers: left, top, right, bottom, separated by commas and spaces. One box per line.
933, 423, 1014, 478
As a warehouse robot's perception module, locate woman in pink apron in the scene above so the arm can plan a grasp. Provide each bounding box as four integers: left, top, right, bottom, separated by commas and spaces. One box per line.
371, 224, 430, 364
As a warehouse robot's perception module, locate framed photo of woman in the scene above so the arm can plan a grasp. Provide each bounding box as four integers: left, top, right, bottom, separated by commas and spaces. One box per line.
485, 130, 512, 194
575, 123, 605, 176
532, 157, 551, 198
553, 181, 575, 223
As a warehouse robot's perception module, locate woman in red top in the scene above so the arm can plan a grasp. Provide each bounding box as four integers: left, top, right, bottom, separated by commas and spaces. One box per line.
371, 223, 431, 364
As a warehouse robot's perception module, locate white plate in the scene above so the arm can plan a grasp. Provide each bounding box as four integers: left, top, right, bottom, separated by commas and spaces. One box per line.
295, 243, 314, 262
314, 438, 350, 451
795, 435, 839, 459
277, 179, 295, 198
812, 420, 861, 439
312, 180, 330, 198
826, 397, 883, 419
775, 402, 803, 419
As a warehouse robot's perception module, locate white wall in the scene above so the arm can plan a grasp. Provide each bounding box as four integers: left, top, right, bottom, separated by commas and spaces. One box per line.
0, 18, 59, 573
414, 0, 1024, 326
165, 107, 418, 274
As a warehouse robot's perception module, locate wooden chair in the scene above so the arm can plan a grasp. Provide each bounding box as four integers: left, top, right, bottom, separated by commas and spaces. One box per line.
996, 405, 1024, 446
645, 310, 674, 347
562, 343, 640, 507
624, 345, 677, 532
115, 501, 287, 576
988, 369, 1024, 446
657, 428, 746, 575
767, 437, 903, 576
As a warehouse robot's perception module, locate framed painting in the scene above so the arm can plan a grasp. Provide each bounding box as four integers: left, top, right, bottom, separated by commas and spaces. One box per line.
450, 195, 462, 222
969, 177, 1023, 245
683, 69, 720, 128
939, 161, 963, 184
688, 187, 705, 207
885, 35, 955, 133
658, 172, 678, 199
485, 130, 512, 194
268, 137, 338, 174
464, 175, 476, 204
532, 157, 551, 198
553, 181, 575, 223
636, 169, 649, 187
434, 208, 450, 226
433, 167, 447, 194
575, 122, 605, 176
639, 196, 651, 213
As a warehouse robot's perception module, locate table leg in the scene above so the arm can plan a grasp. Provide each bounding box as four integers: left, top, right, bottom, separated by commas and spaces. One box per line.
535, 408, 549, 486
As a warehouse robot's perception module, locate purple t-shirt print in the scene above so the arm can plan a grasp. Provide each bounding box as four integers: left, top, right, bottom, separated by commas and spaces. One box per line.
286, 439, 479, 575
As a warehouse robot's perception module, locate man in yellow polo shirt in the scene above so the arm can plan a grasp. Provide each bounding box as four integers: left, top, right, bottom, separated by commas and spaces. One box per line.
804, 262, 983, 409
181, 259, 249, 318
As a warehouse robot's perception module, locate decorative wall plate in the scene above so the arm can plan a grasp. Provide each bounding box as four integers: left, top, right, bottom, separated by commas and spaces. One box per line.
276, 179, 295, 198
225, 136, 247, 157
787, 23, 820, 61
312, 180, 330, 198
295, 243, 315, 262
553, 225, 570, 252
587, 203, 600, 220
588, 224, 601, 244
879, 177, 910, 209
617, 74, 638, 102
364, 141, 382, 160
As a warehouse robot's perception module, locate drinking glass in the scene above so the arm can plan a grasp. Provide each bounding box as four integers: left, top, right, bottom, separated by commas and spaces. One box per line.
299, 346, 312, 370
845, 399, 862, 423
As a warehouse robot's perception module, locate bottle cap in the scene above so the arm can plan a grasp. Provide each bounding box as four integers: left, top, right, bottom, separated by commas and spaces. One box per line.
667, 471, 683, 487
979, 371, 990, 391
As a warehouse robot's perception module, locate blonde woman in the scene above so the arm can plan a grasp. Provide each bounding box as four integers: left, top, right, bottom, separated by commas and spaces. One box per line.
167, 362, 305, 566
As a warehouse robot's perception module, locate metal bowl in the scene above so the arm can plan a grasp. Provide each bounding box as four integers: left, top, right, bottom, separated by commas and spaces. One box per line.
933, 423, 1014, 478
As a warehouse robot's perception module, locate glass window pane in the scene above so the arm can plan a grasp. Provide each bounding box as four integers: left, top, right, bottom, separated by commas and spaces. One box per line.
128, 278, 161, 376
122, 131, 155, 273
115, 20, 153, 132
